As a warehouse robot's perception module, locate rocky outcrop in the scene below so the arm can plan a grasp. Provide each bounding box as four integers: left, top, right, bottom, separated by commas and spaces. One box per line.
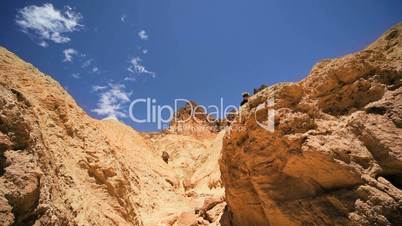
168, 101, 224, 138
220, 23, 402, 225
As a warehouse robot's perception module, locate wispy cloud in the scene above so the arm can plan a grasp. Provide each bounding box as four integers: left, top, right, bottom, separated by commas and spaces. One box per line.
72, 72, 80, 79
128, 57, 156, 77
124, 76, 136, 82
81, 59, 93, 68
138, 30, 148, 40
63, 48, 78, 62
39, 41, 48, 47
120, 14, 127, 22
16, 3, 82, 46
91, 67, 99, 73
92, 84, 132, 119
80, 58, 100, 74
92, 85, 107, 92
142, 49, 148, 54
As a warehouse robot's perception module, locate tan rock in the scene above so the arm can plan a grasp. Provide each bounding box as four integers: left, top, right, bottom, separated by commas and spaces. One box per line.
220, 23, 402, 225
176, 212, 199, 226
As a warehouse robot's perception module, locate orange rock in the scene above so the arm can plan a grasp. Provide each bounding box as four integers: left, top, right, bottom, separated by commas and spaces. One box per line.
220, 23, 402, 225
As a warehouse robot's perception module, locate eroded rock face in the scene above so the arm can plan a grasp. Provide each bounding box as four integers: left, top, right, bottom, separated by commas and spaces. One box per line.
0, 48, 227, 225
220, 23, 402, 225
0, 48, 145, 225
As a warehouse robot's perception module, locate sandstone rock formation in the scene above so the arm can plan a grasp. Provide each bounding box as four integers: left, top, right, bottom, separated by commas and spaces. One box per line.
0, 47, 225, 225
168, 100, 223, 138
220, 23, 402, 225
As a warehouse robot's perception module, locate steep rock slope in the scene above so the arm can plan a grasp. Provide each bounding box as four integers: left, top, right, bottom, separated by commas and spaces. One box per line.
0, 47, 225, 225
220, 23, 402, 225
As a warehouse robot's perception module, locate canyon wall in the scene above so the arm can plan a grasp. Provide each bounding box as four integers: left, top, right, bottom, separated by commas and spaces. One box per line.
220, 23, 402, 225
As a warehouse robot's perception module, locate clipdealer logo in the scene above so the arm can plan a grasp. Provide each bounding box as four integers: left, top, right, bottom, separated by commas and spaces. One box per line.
128, 97, 275, 132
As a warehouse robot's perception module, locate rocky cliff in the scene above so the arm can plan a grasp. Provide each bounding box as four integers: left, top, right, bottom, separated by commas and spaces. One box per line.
220, 23, 402, 225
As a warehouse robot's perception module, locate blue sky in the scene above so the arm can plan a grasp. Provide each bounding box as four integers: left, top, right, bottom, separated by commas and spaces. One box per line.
1, 0, 401, 131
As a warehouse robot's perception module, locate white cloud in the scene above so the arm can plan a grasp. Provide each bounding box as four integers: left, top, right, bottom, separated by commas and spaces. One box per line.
124, 76, 136, 82
63, 48, 78, 62
92, 85, 107, 92
72, 72, 80, 79
142, 49, 148, 54
16, 3, 82, 46
82, 59, 93, 68
138, 30, 148, 40
80, 59, 100, 73
92, 84, 132, 119
120, 14, 127, 22
92, 67, 99, 73
128, 57, 156, 77
39, 41, 48, 47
